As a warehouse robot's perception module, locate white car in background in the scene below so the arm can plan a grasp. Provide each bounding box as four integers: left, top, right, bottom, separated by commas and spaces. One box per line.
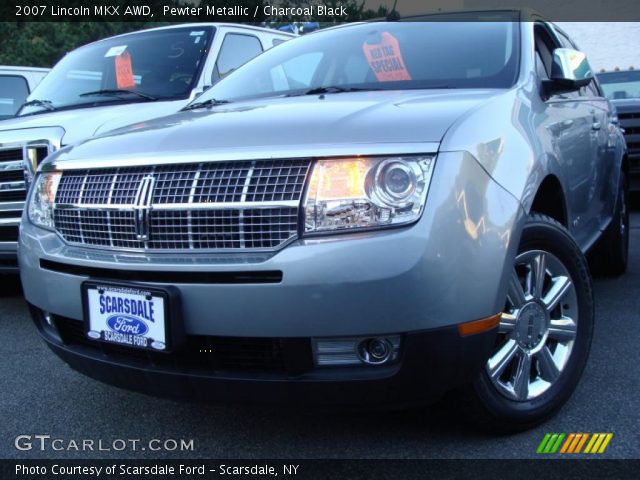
0, 23, 293, 272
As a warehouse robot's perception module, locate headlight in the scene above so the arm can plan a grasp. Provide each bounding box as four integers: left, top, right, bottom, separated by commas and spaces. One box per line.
28, 172, 61, 230
303, 155, 435, 234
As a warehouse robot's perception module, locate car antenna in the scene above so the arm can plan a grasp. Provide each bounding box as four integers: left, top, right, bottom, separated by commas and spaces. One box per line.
386, 0, 400, 21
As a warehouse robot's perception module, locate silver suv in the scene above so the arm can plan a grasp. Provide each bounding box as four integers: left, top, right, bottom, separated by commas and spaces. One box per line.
0, 24, 292, 272
20, 14, 628, 432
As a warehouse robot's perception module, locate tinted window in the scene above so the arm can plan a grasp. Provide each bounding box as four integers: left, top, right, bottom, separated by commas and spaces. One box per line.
555, 29, 577, 50
213, 34, 263, 83
0, 75, 29, 119
196, 22, 520, 104
598, 71, 640, 99
268, 52, 324, 91
19, 27, 213, 116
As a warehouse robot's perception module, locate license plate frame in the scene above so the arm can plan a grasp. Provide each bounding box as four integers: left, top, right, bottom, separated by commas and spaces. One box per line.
81, 280, 183, 353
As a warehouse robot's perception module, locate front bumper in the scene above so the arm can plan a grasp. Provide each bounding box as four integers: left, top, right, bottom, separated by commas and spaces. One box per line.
30, 304, 496, 407
19, 150, 525, 404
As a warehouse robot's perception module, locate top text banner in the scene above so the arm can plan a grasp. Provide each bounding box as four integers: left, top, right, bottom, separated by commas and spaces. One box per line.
1, 0, 640, 22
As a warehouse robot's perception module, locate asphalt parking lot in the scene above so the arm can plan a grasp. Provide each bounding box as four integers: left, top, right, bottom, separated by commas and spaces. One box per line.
1, 213, 639, 460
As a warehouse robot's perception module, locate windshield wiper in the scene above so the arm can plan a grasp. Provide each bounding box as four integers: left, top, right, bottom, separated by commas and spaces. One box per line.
182, 98, 231, 111
79, 89, 157, 101
20, 99, 55, 111
287, 86, 381, 97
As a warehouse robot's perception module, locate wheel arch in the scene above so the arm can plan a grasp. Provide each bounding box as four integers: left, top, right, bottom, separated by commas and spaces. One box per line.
529, 175, 568, 228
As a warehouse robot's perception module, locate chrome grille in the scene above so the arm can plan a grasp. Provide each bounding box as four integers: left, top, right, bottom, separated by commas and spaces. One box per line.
53, 160, 311, 251
0, 147, 26, 203
618, 112, 640, 163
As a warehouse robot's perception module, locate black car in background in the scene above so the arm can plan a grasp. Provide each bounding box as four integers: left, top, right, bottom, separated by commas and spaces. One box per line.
598, 69, 640, 191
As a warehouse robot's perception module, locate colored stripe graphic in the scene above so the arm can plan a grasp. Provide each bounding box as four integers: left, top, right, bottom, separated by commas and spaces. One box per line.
597, 433, 614, 453
538, 433, 613, 454
537, 433, 552, 454
560, 433, 576, 453
584, 433, 614, 454
574, 433, 589, 453
537, 433, 565, 454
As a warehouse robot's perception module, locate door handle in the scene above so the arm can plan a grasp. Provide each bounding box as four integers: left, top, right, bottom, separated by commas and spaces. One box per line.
592, 122, 601, 130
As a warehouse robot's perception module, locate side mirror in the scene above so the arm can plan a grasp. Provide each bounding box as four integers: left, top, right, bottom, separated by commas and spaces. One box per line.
550, 48, 593, 89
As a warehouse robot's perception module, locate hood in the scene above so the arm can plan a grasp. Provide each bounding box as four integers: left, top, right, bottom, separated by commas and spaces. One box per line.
0, 101, 185, 146
53, 89, 502, 163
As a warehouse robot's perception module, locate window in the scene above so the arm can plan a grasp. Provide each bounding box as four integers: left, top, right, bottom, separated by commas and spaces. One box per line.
534, 24, 559, 79
535, 51, 549, 80
19, 27, 214, 116
554, 28, 578, 50
268, 52, 324, 92
0, 75, 29, 119
198, 21, 521, 105
213, 34, 263, 84
598, 71, 640, 99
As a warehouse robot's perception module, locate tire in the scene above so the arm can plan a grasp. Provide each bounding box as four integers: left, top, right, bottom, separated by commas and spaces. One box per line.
462, 214, 594, 433
589, 171, 629, 276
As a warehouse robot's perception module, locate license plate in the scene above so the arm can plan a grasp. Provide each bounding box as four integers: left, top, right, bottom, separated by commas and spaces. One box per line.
83, 282, 172, 352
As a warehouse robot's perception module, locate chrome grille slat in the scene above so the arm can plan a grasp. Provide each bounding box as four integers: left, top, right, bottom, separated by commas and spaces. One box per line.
0, 148, 27, 203
53, 160, 310, 252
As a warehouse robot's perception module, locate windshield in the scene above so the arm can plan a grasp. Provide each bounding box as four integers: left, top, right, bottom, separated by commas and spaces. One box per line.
195, 21, 519, 104
19, 26, 213, 116
0, 74, 30, 119
598, 71, 640, 100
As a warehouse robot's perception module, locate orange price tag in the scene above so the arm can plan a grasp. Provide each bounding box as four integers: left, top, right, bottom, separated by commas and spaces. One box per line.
362, 32, 411, 82
115, 51, 135, 89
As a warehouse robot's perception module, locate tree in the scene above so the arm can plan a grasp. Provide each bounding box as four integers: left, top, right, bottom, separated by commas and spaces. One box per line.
0, 0, 387, 67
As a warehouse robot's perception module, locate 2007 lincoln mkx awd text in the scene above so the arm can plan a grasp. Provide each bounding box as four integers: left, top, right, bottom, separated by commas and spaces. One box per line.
20, 14, 628, 432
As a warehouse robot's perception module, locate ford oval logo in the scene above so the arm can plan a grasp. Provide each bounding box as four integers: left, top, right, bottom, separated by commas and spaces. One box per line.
107, 314, 148, 336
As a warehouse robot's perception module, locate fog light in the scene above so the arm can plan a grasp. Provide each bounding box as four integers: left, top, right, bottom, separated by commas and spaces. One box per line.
313, 335, 400, 367
358, 338, 393, 364
43, 311, 53, 326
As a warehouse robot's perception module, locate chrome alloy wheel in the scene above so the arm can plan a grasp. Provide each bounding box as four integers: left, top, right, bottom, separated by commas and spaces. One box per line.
486, 250, 579, 401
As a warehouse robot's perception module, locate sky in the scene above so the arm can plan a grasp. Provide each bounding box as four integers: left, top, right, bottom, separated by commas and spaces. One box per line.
555, 23, 640, 72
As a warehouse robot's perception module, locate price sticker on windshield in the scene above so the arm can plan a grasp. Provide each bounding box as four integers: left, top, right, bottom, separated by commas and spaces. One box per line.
104, 45, 128, 57
362, 32, 411, 82
115, 51, 135, 89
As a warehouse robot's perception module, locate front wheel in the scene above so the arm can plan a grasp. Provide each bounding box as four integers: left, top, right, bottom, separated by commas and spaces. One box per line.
463, 214, 594, 433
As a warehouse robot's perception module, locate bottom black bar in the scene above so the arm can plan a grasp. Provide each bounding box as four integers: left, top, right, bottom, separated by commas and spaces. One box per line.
2, 459, 639, 480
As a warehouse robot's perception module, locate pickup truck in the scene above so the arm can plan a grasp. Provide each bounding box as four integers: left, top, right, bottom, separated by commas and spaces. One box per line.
0, 23, 293, 271
597, 69, 640, 190
0, 66, 49, 120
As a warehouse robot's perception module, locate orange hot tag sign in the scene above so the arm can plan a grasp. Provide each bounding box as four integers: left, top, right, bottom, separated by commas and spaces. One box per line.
115, 51, 135, 89
362, 32, 411, 82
